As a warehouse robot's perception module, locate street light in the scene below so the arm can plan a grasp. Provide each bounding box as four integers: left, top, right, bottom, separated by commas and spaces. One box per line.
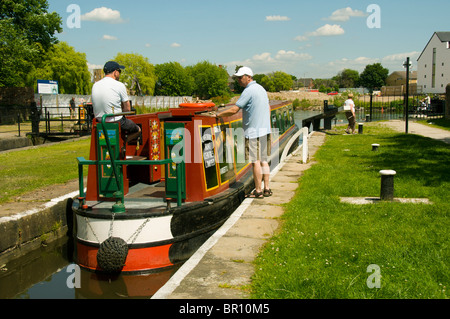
403, 57, 411, 134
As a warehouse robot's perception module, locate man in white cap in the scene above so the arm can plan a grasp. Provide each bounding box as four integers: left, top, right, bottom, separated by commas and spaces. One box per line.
92, 61, 141, 142
216, 67, 272, 198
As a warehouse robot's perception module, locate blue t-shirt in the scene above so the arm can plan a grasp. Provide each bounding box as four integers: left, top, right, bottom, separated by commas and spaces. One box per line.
236, 81, 271, 139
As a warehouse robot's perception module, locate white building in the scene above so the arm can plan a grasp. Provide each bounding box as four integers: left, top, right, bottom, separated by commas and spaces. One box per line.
417, 32, 450, 94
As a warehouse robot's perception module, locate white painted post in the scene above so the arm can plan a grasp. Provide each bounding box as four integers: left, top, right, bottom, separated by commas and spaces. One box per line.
302, 127, 309, 163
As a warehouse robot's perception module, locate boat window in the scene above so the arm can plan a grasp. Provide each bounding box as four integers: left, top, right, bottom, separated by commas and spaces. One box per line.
271, 112, 277, 130
278, 111, 285, 133
200, 126, 219, 190
230, 120, 247, 173
284, 110, 288, 128
215, 123, 235, 184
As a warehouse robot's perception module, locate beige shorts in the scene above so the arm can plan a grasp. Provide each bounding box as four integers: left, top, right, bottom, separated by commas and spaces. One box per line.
245, 134, 271, 163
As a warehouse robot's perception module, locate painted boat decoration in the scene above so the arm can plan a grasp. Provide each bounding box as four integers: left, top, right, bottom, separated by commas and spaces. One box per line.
72, 100, 299, 274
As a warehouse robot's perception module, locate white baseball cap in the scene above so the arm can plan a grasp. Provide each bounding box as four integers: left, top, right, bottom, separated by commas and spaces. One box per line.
233, 66, 254, 77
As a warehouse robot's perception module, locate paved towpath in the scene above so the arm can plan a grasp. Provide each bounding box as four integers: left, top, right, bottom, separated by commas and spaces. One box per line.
380, 119, 450, 144
152, 131, 326, 299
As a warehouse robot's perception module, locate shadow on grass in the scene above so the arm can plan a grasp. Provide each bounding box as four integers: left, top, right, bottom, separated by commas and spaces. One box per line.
372, 133, 450, 188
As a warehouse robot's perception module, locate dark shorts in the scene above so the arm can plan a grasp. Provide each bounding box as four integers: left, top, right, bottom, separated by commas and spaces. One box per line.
97, 116, 140, 133
245, 134, 271, 163
119, 117, 140, 133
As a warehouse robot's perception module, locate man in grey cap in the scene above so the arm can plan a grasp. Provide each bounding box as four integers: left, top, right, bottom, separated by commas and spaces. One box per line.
216, 66, 272, 199
92, 61, 141, 142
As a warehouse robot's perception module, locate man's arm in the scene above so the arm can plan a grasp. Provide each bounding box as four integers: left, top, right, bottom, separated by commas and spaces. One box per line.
216, 105, 240, 118
121, 100, 131, 112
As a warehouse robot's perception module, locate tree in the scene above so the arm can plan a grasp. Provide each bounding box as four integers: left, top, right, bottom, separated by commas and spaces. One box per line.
0, 0, 62, 50
187, 61, 231, 99
155, 62, 194, 96
260, 71, 293, 92
28, 42, 92, 94
0, 20, 38, 87
359, 63, 389, 92
0, 0, 62, 87
333, 69, 360, 88
113, 53, 157, 96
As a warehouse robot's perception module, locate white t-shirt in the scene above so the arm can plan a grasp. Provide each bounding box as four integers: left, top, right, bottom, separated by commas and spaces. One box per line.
92, 77, 129, 122
343, 98, 355, 112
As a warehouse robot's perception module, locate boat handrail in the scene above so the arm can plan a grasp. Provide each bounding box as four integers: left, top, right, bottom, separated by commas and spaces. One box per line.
77, 112, 184, 211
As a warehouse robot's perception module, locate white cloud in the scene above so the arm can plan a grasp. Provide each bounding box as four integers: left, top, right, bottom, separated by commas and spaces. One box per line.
318, 51, 420, 77
325, 7, 366, 22
170, 42, 181, 48
275, 50, 312, 61
382, 51, 420, 62
81, 7, 126, 24
226, 49, 312, 74
307, 24, 345, 37
102, 34, 118, 41
145, 43, 151, 48
295, 24, 345, 42
265, 15, 291, 21
294, 35, 309, 42
87, 63, 103, 70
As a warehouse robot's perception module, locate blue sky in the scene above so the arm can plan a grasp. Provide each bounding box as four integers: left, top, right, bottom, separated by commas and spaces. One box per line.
49, 0, 449, 78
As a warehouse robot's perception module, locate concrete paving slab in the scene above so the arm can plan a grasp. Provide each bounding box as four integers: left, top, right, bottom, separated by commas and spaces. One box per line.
166, 255, 253, 299
209, 236, 267, 262
225, 218, 279, 240
243, 204, 285, 219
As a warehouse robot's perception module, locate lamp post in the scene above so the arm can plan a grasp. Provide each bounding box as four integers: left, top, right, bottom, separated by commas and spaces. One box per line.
403, 57, 411, 134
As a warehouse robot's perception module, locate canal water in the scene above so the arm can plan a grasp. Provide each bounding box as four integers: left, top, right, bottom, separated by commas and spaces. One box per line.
0, 109, 347, 299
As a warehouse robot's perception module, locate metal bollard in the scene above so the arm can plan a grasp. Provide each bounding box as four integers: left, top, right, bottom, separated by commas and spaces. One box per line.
372, 143, 380, 151
358, 123, 363, 134
379, 170, 396, 201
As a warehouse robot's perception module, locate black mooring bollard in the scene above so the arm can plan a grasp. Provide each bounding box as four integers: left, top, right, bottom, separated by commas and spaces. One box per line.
372, 143, 380, 151
358, 123, 363, 134
379, 170, 396, 201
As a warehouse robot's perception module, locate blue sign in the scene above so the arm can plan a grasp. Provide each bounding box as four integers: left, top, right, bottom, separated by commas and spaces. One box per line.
37, 80, 59, 94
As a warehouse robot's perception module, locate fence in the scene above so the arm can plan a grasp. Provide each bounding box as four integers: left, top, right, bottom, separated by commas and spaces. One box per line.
352, 92, 445, 122
0, 95, 193, 137
35, 94, 193, 117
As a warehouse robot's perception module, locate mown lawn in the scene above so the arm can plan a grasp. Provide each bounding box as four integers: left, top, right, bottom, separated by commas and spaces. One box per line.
251, 124, 450, 298
0, 139, 90, 204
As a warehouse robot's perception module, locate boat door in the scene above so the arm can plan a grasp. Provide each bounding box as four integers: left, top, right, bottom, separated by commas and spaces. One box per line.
164, 122, 186, 201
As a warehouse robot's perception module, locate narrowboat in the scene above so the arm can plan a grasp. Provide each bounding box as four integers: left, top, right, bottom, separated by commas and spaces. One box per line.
72, 100, 299, 274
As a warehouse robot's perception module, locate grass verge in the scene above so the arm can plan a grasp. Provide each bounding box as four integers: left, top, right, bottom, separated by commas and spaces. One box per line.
0, 139, 90, 204
251, 124, 450, 298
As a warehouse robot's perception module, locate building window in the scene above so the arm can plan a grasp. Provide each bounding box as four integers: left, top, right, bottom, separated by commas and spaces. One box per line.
432, 48, 436, 88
